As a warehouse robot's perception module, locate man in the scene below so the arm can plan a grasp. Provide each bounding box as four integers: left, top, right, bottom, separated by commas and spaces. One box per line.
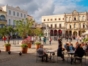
37, 45, 48, 62
74, 44, 85, 63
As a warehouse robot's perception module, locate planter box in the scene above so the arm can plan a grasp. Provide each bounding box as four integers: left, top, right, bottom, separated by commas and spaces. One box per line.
5, 46, 11, 52
28, 43, 31, 48
22, 47, 28, 54
36, 44, 41, 49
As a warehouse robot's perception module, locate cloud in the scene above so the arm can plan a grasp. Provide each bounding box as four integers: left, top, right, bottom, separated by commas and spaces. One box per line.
0, 0, 87, 23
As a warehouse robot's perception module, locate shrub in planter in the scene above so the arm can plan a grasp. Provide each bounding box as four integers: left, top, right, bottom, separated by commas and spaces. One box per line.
5, 43, 11, 52
35, 42, 41, 49
21, 44, 28, 54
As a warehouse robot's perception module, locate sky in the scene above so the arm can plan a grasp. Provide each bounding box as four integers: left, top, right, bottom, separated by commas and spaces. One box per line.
0, 0, 88, 23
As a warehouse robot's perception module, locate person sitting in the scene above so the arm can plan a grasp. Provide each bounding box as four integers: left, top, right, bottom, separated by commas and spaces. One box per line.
37, 45, 48, 62
74, 44, 85, 63
69, 44, 75, 51
57, 44, 65, 61
64, 42, 70, 52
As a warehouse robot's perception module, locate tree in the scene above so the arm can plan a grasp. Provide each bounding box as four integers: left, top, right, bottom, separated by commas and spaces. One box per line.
34, 28, 43, 36
0, 26, 15, 44
15, 18, 34, 38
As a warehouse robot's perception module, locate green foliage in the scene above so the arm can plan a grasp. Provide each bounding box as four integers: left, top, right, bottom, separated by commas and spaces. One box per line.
35, 42, 41, 45
0, 26, 15, 44
5, 43, 11, 46
21, 44, 28, 48
14, 18, 34, 38
34, 28, 43, 36
83, 38, 88, 42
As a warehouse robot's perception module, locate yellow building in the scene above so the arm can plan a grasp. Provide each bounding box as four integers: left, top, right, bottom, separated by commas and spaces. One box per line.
42, 10, 88, 37
65, 10, 88, 36
0, 7, 7, 28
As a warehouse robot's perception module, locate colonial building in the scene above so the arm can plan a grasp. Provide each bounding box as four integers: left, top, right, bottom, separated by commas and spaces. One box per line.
1, 5, 28, 27
42, 10, 88, 37
0, 7, 7, 28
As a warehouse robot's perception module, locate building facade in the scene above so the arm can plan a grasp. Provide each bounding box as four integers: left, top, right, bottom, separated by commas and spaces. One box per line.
0, 7, 7, 28
1, 5, 28, 27
42, 10, 88, 37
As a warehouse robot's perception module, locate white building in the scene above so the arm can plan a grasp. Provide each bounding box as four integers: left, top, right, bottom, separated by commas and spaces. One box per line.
42, 14, 65, 37
1, 5, 28, 26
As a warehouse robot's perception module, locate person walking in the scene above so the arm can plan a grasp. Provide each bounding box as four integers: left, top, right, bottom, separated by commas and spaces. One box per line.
2, 35, 7, 43
49, 37, 52, 45
43, 36, 46, 44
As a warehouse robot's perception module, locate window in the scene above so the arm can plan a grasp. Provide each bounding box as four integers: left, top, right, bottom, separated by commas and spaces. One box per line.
9, 10, 11, 15
55, 24, 57, 28
47, 19, 49, 21
59, 18, 60, 20
0, 15, 6, 20
70, 25, 71, 29
44, 19, 45, 21
13, 11, 15, 16
63, 18, 64, 20
13, 20, 15, 26
21, 13, 22, 17
9, 19, 11, 25
55, 18, 57, 21
74, 24, 75, 28
17, 12, 19, 16
83, 24, 85, 28
74, 17, 76, 21
59, 24, 61, 28
82, 16, 85, 21
51, 24, 52, 28
24, 14, 26, 18
51, 19, 52, 21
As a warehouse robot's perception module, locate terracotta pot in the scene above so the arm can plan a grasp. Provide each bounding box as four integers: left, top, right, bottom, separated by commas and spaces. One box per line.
28, 43, 31, 48
5, 46, 11, 52
36, 44, 41, 49
22, 47, 28, 54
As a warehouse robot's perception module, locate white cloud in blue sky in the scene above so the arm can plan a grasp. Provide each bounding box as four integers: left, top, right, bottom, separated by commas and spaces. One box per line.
0, 0, 88, 23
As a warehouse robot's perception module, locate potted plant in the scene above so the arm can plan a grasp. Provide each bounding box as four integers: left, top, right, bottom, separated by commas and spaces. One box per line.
0, 26, 14, 52
35, 42, 41, 49
27, 41, 32, 48
5, 43, 11, 52
21, 43, 28, 54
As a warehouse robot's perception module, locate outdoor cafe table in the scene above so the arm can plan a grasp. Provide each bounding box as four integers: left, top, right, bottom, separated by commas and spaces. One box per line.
67, 51, 75, 64
46, 49, 57, 61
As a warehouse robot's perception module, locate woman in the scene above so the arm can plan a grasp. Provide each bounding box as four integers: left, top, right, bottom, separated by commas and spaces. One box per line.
57, 44, 65, 61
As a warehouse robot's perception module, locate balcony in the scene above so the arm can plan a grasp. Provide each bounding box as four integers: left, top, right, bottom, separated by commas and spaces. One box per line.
0, 19, 7, 24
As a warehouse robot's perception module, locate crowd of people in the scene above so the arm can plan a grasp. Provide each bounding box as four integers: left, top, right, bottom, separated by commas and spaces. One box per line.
36, 36, 88, 63
57, 38, 88, 62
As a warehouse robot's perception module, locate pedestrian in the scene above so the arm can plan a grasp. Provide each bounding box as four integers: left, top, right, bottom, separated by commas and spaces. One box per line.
49, 37, 52, 45
57, 44, 65, 61
2, 35, 7, 43
43, 36, 46, 44
58, 38, 62, 46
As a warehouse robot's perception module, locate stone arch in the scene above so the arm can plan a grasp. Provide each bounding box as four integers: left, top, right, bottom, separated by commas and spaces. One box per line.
50, 30, 53, 36
0, 15, 6, 20
54, 30, 57, 36
69, 31, 72, 36
78, 31, 81, 36
73, 31, 77, 36
65, 30, 69, 36
58, 29, 62, 36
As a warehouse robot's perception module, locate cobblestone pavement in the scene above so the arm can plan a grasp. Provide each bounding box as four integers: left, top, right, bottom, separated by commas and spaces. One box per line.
0, 39, 88, 66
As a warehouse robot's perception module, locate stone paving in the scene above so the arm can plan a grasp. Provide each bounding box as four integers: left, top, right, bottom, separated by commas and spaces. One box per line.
0, 39, 88, 66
